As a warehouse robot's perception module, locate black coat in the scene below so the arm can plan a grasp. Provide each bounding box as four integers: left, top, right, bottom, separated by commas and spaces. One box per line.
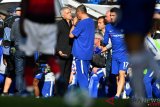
56, 19, 73, 58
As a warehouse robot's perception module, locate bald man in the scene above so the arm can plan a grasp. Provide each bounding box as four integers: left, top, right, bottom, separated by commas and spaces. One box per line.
105, 10, 111, 23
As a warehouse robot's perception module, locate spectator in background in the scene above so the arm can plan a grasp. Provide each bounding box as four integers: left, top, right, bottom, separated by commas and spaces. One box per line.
0, 12, 6, 39
105, 10, 111, 23
97, 15, 112, 80
10, 7, 27, 96
97, 15, 116, 97
14, 7, 21, 17
97, 16, 106, 35
89, 32, 106, 98
0, 35, 5, 94
97, 16, 112, 49
69, 5, 95, 90
56, 7, 73, 95
1, 8, 20, 96
0, 12, 7, 94
144, 19, 160, 99
154, 4, 160, 19
0, 11, 8, 86
0, 10, 7, 21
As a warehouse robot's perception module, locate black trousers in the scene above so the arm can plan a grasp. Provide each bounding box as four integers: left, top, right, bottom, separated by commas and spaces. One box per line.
59, 56, 72, 87
54, 56, 73, 96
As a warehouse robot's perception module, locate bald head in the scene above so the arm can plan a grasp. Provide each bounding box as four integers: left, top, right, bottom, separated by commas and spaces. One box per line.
105, 10, 111, 23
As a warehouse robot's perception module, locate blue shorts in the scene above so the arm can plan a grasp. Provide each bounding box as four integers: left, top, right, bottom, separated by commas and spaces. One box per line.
42, 81, 54, 97
112, 57, 129, 75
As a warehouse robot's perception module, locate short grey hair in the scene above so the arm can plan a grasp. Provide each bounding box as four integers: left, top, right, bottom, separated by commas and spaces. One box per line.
95, 32, 104, 40
60, 7, 70, 17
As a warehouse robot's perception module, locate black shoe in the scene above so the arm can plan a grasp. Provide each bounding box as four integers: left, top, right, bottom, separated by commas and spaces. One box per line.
1, 92, 8, 96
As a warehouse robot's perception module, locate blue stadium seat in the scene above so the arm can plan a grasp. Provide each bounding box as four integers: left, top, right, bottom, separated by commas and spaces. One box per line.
87, 0, 100, 4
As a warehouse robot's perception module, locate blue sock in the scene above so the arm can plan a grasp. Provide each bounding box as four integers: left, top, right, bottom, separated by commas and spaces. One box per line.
143, 70, 153, 98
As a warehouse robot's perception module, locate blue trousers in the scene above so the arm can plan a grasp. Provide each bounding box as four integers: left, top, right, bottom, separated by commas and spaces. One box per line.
75, 59, 90, 90
15, 50, 26, 94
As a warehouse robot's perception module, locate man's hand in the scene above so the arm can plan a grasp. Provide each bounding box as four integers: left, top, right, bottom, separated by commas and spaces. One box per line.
3, 59, 7, 66
69, 17, 79, 38
72, 17, 78, 26
102, 47, 107, 53
58, 51, 68, 57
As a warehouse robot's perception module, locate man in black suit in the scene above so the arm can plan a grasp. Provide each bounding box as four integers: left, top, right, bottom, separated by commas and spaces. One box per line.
56, 7, 73, 94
